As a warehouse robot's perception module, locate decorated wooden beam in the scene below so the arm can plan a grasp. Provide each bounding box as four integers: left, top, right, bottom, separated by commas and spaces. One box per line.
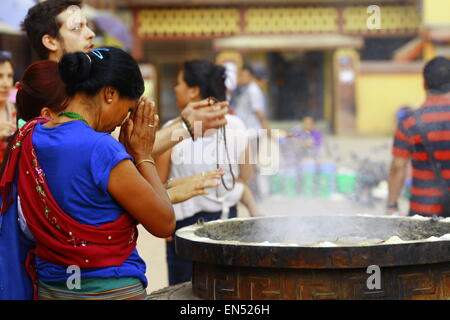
133, 5, 420, 41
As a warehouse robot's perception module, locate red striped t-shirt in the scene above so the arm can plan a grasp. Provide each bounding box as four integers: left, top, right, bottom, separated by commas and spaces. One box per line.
392, 95, 450, 216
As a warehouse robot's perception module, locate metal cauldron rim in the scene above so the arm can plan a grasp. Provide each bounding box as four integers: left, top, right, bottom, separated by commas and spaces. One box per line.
175, 215, 450, 269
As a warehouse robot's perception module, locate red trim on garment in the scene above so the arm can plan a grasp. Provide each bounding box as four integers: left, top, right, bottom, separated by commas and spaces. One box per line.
0, 118, 138, 299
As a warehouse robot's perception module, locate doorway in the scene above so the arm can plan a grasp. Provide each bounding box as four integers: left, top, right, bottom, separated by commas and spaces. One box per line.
268, 51, 325, 122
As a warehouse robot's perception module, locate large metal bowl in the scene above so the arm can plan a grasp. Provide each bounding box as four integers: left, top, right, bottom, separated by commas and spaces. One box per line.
175, 215, 450, 268
175, 215, 450, 299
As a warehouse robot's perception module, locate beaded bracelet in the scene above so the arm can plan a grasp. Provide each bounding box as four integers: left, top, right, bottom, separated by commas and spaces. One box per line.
181, 115, 195, 140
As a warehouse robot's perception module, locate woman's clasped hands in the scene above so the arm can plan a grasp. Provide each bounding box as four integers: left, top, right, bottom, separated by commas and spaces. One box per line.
119, 96, 158, 162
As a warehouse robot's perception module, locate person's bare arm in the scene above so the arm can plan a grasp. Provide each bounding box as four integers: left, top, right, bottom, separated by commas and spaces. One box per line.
166, 169, 223, 204
166, 169, 223, 189
108, 97, 175, 238
387, 156, 409, 215
255, 110, 271, 138
152, 99, 229, 158
152, 119, 187, 159
155, 147, 172, 184
238, 145, 254, 185
108, 160, 175, 237
155, 149, 224, 204
239, 183, 263, 217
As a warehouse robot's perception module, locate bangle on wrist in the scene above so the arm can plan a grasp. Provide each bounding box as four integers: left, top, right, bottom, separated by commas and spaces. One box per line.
136, 158, 155, 167
166, 189, 174, 203
387, 202, 398, 209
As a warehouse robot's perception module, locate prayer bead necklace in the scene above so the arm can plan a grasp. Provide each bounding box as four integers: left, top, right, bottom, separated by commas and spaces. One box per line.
207, 97, 236, 193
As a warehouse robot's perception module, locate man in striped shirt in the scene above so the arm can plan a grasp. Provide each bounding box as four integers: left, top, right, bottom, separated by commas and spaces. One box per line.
387, 57, 450, 217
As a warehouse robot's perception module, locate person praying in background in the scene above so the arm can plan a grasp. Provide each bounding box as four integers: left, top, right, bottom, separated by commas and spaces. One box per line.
0, 51, 17, 163
155, 59, 255, 286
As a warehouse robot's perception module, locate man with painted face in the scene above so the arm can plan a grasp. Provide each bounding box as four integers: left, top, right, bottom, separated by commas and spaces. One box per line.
21, 0, 229, 155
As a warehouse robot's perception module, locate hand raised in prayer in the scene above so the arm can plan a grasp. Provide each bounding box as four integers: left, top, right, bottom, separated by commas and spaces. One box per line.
119, 96, 159, 161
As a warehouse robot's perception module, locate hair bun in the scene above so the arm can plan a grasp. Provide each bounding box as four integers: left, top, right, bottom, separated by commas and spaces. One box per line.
59, 52, 92, 87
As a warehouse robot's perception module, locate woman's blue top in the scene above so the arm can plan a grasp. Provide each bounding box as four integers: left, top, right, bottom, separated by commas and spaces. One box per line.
31, 121, 147, 287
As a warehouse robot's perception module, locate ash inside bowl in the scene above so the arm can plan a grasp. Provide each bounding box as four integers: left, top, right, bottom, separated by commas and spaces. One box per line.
194, 216, 450, 246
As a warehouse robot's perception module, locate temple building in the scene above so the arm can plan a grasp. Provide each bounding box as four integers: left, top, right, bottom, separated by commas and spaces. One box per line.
56, 1, 450, 134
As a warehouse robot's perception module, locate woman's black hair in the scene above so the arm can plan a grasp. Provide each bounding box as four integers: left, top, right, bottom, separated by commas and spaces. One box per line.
183, 59, 226, 101
59, 46, 144, 100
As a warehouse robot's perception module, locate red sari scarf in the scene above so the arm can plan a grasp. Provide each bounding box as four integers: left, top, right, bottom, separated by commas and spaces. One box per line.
0, 118, 138, 295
